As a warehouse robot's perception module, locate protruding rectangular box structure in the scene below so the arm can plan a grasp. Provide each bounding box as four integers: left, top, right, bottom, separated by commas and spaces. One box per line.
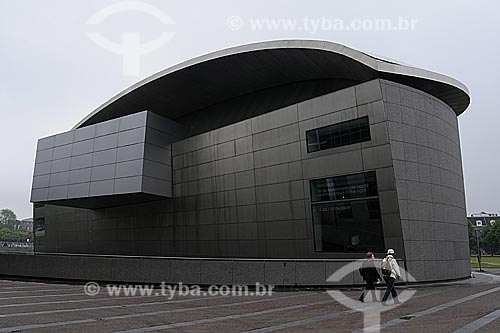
31, 111, 186, 208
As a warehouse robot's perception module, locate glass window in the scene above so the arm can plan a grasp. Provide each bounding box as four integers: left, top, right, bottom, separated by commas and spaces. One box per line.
306, 116, 371, 153
310, 171, 385, 253
34, 218, 45, 237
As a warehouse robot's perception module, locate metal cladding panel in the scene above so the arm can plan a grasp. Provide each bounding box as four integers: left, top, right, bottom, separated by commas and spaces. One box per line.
31, 111, 185, 207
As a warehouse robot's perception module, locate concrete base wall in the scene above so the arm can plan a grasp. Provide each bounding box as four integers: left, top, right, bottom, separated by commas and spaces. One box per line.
0, 253, 417, 286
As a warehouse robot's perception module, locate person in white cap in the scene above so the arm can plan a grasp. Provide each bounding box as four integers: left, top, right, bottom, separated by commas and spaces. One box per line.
380, 248, 401, 305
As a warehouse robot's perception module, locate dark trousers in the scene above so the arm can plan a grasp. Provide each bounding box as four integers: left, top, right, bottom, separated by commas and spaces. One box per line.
359, 280, 377, 301
381, 277, 398, 302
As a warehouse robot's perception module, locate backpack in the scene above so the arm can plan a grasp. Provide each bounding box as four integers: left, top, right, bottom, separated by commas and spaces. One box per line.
381, 257, 392, 276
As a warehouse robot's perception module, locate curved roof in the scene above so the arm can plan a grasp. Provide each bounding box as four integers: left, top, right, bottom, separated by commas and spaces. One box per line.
74, 40, 470, 129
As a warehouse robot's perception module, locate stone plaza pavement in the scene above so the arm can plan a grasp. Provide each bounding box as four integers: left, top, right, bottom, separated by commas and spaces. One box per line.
0, 270, 499, 332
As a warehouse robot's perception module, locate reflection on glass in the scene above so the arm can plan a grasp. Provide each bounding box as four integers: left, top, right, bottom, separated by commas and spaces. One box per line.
310, 171, 378, 202
306, 116, 371, 153
311, 172, 385, 253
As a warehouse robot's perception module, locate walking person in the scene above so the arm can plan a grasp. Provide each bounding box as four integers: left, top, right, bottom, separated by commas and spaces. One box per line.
381, 249, 401, 305
359, 252, 382, 302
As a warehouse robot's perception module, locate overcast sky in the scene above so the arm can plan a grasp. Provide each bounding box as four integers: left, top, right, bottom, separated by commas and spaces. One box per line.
0, 0, 497, 219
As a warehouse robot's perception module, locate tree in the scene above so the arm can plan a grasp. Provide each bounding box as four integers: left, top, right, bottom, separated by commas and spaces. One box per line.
0, 227, 30, 242
468, 223, 477, 253
480, 223, 500, 255
0, 209, 16, 225
481, 225, 494, 255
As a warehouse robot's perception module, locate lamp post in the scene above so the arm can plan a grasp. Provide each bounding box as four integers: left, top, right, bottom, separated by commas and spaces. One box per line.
474, 228, 483, 272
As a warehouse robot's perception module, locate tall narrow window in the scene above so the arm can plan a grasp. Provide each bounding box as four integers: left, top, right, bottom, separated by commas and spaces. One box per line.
306, 116, 371, 153
34, 218, 45, 237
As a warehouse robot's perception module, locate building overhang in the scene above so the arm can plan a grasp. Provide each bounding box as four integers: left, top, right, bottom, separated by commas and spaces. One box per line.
73, 39, 470, 130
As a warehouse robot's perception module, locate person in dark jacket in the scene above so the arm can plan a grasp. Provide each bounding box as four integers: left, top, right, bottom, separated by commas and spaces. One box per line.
359, 252, 382, 302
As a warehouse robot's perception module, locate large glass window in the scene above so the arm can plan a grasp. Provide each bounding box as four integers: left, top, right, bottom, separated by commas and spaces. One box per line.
310, 172, 385, 253
306, 116, 371, 153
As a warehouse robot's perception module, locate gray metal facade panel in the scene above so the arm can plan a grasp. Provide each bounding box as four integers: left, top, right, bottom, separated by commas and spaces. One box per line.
117, 127, 146, 147
32, 174, 50, 189
95, 118, 119, 137
119, 111, 148, 132
68, 183, 90, 198
37, 135, 55, 151
70, 153, 93, 170
49, 171, 70, 187
74, 124, 96, 142
117, 143, 145, 163
143, 143, 171, 165
93, 133, 119, 152
51, 158, 71, 173
53, 144, 72, 160
89, 179, 114, 196
90, 164, 115, 182
92, 149, 118, 167
72, 139, 94, 156
35, 148, 53, 163
114, 176, 143, 194
69, 168, 91, 184
33, 161, 51, 176
54, 131, 74, 147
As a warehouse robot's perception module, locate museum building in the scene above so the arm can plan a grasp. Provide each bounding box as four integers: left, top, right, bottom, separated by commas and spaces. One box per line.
27, 40, 471, 284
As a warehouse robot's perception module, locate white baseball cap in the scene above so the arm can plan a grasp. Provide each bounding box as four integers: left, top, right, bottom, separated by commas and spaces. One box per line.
387, 249, 395, 255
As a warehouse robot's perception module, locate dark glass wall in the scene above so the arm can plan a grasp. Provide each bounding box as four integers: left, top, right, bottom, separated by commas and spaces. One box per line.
310, 172, 385, 253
